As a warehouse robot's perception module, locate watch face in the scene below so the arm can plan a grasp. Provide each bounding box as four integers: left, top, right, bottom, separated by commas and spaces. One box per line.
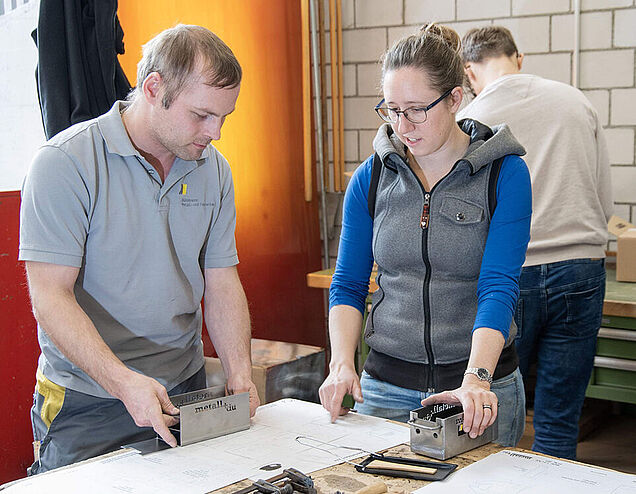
477, 368, 488, 379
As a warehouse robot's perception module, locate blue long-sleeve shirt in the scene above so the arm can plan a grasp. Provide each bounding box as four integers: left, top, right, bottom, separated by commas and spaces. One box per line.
329, 154, 532, 341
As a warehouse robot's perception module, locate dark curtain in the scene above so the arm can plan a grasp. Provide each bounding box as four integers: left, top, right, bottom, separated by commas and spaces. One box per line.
32, 0, 131, 139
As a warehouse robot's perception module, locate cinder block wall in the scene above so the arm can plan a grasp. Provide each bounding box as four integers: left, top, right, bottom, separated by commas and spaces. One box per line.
324, 0, 636, 265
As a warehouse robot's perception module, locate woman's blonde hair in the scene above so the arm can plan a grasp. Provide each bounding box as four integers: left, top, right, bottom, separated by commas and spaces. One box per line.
381, 23, 463, 94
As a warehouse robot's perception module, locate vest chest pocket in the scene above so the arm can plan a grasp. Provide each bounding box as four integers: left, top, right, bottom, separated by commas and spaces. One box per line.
438, 196, 484, 224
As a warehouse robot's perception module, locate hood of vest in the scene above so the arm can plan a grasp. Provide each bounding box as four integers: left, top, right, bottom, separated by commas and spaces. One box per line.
372, 118, 526, 173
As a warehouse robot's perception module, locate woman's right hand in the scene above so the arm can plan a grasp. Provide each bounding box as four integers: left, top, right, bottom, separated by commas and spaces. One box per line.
318, 364, 363, 422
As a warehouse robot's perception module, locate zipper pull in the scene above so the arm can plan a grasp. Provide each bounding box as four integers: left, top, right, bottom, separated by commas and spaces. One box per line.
420, 193, 430, 229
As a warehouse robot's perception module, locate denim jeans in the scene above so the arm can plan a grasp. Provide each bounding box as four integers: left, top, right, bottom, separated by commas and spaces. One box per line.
514, 258, 605, 460
355, 368, 526, 447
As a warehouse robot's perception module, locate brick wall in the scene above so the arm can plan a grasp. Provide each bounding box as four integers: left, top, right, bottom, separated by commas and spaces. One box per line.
324, 0, 636, 264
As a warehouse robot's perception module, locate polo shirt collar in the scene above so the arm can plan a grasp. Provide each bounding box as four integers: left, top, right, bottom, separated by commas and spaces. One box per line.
97, 101, 210, 168
97, 101, 141, 157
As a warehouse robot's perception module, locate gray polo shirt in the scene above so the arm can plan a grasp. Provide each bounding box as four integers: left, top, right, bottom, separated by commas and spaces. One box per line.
19, 101, 239, 398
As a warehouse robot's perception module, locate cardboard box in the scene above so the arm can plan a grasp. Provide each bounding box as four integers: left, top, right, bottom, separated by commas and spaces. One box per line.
204, 338, 325, 404
608, 215, 636, 282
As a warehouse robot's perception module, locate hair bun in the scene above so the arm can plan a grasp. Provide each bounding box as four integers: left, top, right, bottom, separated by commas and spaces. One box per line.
420, 23, 461, 54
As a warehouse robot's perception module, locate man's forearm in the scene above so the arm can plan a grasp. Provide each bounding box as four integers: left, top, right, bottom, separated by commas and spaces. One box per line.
204, 268, 253, 382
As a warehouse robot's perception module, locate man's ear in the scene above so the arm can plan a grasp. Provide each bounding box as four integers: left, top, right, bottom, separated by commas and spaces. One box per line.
516, 53, 524, 71
464, 64, 477, 86
141, 72, 163, 104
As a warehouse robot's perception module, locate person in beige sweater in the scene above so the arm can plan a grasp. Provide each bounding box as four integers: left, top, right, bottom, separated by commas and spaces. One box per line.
457, 26, 613, 460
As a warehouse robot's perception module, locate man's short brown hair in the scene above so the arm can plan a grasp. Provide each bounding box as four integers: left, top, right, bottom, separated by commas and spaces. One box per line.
461, 26, 519, 63
131, 24, 242, 108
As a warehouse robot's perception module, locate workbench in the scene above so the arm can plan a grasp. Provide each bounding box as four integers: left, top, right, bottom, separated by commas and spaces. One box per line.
216, 442, 505, 493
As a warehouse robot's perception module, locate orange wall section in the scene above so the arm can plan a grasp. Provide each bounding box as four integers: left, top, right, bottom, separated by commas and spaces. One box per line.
117, 1, 325, 347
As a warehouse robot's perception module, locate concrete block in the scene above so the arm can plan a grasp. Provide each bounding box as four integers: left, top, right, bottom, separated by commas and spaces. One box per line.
388, 25, 419, 48
344, 129, 359, 162
344, 96, 382, 130
359, 129, 377, 160
581, 0, 632, 10
497, 16, 549, 54
405, 0, 455, 24
324, 63, 357, 97
605, 128, 635, 165
343, 28, 387, 63
457, 0, 509, 20
582, 89, 610, 126
357, 62, 383, 96
512, 0, 569, 16
614, 203, 632, 222
446, 20, 493, 40
552, 12, 612, 51
342, 0, 355, 29
580, 50, 634, 89
344, 63, 357, 97
522, 53, 571, 85
614, 8, 636, 48
356, 0, 403, 27
611, 89, 636, 126
322, 0, 355, 30
611, 165, 636, 203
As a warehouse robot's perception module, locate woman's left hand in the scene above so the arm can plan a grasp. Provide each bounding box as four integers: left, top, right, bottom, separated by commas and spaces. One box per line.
420, 379, 497, 439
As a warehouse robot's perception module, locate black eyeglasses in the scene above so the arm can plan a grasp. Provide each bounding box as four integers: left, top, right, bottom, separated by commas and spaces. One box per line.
374, 88, 454, 124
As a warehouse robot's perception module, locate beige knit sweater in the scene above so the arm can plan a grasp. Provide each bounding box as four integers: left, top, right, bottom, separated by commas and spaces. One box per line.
458, 73, 613, 267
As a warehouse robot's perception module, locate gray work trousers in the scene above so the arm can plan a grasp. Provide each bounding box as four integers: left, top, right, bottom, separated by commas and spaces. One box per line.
30, 366, 206, 475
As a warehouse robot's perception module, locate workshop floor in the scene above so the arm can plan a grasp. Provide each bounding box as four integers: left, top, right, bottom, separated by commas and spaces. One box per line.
517, 402, 636, 474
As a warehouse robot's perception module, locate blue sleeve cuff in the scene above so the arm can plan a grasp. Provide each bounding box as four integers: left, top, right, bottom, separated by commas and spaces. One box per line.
472, 297, 513, 341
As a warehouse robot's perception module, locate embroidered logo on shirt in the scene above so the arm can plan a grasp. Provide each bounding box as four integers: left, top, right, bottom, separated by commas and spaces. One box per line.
179, 183, 188, 195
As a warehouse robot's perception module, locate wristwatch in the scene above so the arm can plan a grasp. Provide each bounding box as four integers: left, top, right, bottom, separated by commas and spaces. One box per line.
464, 367, 493, 383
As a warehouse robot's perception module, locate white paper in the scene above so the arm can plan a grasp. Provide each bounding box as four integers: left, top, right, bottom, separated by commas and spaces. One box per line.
413, 450, 636, 494
2, 399, 409, 493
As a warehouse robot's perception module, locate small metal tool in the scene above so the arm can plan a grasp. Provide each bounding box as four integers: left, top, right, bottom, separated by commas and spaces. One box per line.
408, 403, 497, 460
354, 453, 457, 481
125, 385, 250, 454
232, 468, 317, 494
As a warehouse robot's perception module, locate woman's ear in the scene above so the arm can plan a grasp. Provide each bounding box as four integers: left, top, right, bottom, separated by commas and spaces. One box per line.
448, 86, 464, 113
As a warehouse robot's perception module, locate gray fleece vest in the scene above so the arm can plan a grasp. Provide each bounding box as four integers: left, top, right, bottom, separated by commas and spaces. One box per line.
365, 120, 523, 367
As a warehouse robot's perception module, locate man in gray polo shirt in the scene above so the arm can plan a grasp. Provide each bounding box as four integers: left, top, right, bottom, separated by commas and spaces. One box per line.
19, 24, 260, 473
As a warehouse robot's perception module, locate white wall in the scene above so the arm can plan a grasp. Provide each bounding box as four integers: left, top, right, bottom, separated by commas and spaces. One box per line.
325, 0, 636, 262
0, 0, 43, 192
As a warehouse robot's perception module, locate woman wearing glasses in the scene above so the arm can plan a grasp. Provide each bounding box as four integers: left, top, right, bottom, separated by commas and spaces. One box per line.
319, 24, 531, 447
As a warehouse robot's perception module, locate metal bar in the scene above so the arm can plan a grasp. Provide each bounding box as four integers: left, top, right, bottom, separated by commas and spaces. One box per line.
598, 327, 636, 342
329, 0, 340, 192
310, 0, 330, 269
572, 0, 580, 87
301, 0, 313, 202
318, 0, 329, 191
594, 356, 636, 372
336, 0, 345, 191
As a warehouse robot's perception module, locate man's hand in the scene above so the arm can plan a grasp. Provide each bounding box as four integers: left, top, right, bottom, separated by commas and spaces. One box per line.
318, 364, 363, 422
227, 375, 260, 417
115, 372, 181, 447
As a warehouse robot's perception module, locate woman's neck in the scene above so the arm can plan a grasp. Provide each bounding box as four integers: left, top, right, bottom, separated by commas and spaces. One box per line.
410, 124, 470, 189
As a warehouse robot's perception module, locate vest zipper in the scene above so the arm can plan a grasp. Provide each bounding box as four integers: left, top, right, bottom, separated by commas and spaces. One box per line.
406, 166, 436, 392
420, 193, 430, 229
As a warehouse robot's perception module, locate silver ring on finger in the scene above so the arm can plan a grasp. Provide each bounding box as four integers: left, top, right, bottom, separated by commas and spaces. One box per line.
482, 404, 492, 410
